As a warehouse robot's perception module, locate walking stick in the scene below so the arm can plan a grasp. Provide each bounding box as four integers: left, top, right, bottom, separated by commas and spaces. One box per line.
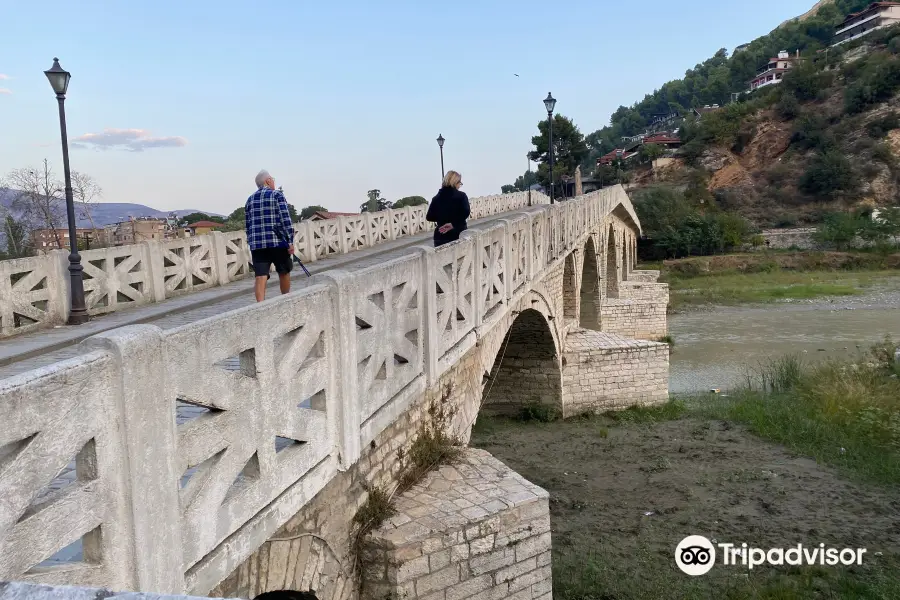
292, 254, 312, 277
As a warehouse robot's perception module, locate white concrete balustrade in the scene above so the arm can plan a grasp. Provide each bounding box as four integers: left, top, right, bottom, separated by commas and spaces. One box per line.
0, 187, 642, 596
0, 192, 548, 339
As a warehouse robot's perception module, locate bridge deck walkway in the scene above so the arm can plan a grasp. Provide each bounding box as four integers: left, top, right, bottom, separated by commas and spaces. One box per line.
0, 211, 518, 381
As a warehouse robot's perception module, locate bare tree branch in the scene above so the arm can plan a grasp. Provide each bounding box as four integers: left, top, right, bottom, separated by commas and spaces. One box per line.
71, 171, 103, 232
2, 159, 66, 249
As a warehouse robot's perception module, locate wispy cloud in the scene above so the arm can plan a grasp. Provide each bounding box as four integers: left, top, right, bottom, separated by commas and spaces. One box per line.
0, 74, 9, 80
0, 88, 11, 95
72, 128, 188, 152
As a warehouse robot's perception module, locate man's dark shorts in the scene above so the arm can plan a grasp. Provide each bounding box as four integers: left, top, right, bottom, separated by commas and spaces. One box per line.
251, 247, 293, 278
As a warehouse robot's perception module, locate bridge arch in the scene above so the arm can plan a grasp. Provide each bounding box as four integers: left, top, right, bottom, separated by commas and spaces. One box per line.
579, 236, 601, 330
480, 306, 562, 418
606, 224, 619, 299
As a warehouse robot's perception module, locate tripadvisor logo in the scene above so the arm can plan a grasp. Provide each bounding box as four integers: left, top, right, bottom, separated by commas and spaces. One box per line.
675, 535, 868, 575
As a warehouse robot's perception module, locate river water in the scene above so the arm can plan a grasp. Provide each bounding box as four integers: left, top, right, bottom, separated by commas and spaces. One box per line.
668, 277, 900, 395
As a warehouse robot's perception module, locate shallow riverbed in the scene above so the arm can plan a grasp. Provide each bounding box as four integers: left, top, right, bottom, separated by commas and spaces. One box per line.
668, 277, 900, 395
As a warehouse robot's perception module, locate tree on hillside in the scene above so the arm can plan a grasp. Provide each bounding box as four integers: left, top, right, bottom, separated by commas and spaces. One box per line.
3, 160, 66, 248
582, 0, 876, 156
528, 115, 589, 189
300, 205, 328, 220
638, 143, 665, 164
393, 196, 428, 208
361, 189, 392, 213
501, 170, 539, 194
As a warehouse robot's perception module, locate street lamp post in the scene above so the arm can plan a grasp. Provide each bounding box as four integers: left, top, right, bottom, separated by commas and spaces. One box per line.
44, 57, 89, 325
543, 93, 557, 204
437, 134, 445, 179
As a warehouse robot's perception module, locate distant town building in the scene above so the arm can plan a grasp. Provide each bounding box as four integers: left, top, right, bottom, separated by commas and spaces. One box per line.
31, 228, 110, 253
307, 211, 361, 221
113, 217, 167, 245
186, 220, 225, 236
749, 50, 802, 92
832, 2, 900, 46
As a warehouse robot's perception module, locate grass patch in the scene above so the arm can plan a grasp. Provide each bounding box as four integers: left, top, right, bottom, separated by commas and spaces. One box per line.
604, 398, 687, 424
694, 338, 900, 486
656, 335, 675, 346
520, 401, 561, 423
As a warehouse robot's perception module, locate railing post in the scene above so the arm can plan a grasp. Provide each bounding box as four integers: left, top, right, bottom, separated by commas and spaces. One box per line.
314, 270, 361, 468
416, 244, 439, 385
209, 231, 230, 286
461, 230, 483, 328
50, 249, 72, 323
337, 217, 350, 254
143, 241, 167, 303
363, 212, 375, 248
81, 325, 184, 594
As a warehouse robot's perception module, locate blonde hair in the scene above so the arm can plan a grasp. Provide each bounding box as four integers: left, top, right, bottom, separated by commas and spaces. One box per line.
442, 170, 462, 189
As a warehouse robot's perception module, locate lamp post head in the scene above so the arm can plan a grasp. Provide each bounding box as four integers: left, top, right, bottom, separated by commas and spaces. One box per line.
437, 134, 445, 149
543, 92, 556, 115
44, 57, 71, 96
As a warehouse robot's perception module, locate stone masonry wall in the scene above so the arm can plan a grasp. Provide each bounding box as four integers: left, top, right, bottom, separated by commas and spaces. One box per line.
626, 270, 660, 283
618, 282, 669, 303
362, 449, 552, 600
210, 346, 483, 600
562, 330, 669, 416
600, 300, 667, 341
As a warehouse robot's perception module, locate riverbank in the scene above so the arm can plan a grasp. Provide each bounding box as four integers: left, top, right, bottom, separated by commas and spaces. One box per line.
470, 343, 900, 599
650, 251, 900, 312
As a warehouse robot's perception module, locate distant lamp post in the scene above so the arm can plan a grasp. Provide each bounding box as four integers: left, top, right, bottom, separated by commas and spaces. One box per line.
544, 92, 557, 204
44, 57, 88, 325
437, 134, 445, 179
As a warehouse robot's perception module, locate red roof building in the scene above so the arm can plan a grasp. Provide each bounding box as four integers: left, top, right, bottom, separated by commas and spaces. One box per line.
749, 50, 802, 92
186, 220, 225, 229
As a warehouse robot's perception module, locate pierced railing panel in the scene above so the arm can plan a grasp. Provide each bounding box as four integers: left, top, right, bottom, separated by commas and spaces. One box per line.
166, 284, 336, 570
433, 238, 476, 357
477, 224, 507, 321
0, 256, 59, 338
350, 255, 423, 424
220, 232, 252, 282
161, 238, 217, 298
0, 351, 128, 589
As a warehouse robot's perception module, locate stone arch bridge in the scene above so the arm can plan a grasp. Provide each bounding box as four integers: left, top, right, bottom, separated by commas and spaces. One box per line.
0, 185, 669, 600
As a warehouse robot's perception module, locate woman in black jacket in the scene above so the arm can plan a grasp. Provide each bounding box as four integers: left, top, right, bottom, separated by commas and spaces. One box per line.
426, 170, 470, 247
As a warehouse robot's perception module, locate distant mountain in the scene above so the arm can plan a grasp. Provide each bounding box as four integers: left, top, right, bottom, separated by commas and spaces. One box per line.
0, 188, 222, 229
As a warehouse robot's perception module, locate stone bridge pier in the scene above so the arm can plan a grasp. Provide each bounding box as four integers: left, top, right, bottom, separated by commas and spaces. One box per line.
0, 186, 669, 600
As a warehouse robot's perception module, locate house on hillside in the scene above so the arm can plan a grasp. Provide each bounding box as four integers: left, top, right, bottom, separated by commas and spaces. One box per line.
598, 148, 638, 166
832, 2, 900, 46
307, 211, 360, 221
748, 50, 802, 92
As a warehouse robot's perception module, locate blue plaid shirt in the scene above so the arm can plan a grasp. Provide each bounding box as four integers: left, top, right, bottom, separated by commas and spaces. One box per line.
245, 187, 295, 251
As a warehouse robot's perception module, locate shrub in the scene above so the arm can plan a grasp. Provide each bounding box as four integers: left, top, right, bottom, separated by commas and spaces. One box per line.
777, 93, 801, 120
799, 151, 858, 198
866, 112, 900, 138
873, 142, 897, 166
813, 211, 866, 250
791, 114, 834, 151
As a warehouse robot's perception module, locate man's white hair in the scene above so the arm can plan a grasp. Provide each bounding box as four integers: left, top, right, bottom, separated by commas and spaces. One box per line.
255, 170, 271, 188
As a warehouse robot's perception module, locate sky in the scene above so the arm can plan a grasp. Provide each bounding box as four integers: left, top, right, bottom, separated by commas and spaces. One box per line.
0, 0, 819, 216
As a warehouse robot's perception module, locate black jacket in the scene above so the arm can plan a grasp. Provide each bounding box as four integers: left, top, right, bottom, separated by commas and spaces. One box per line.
426, 187, 470, 245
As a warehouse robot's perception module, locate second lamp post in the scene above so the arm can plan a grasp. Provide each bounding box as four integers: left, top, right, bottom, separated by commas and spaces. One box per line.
544, 93, 557, 204
437, 134, 445, 179
45, 57, 89, 325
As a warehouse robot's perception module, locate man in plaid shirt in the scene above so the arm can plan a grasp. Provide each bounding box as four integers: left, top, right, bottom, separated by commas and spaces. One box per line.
245, 170, 295, 302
